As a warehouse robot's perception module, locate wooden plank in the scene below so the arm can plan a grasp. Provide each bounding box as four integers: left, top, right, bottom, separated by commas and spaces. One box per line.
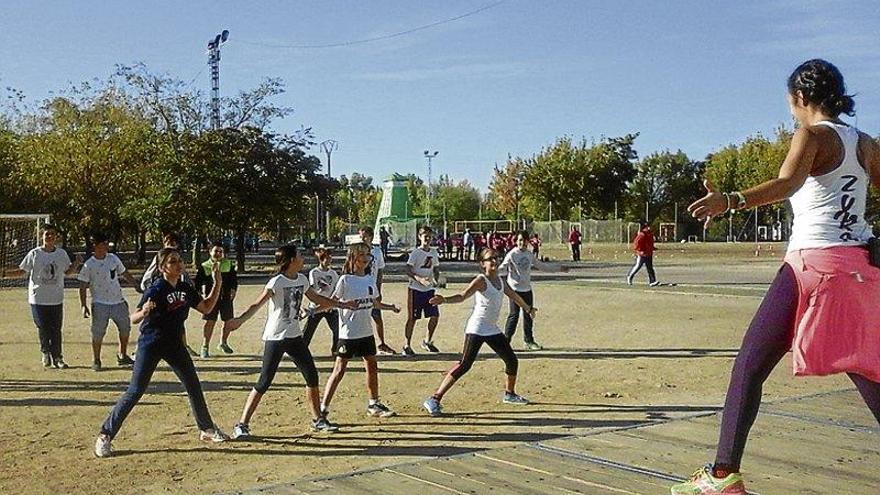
323, 470, 435, 495
542, 414, 880, 495
287, 479, 351, 495
390, 462, 491, 494
764, 390, 878, 430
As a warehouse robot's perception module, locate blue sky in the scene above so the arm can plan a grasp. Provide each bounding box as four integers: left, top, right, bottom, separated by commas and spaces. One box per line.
1, 0, 878, 190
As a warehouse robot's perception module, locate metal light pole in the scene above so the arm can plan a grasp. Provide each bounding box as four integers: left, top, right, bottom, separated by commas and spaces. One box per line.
424, 150, 438, 223
206, 29, 229, 130
320, 140, 337, 242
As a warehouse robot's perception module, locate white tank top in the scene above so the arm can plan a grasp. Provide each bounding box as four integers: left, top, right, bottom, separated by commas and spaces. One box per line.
787, 121, 872, 252
464, 274, 504, 336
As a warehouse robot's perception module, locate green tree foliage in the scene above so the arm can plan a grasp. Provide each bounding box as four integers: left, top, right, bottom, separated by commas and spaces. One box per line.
488, 157, 527, 220
432, 176, 481, 221
627, 150, 704, 225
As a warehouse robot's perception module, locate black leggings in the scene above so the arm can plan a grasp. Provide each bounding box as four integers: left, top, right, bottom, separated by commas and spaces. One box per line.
715, 263, 880, 471
254, 337, 319, 393
449, 333, 518, 380
504, 290, 534, 343
302, 310, 339, 354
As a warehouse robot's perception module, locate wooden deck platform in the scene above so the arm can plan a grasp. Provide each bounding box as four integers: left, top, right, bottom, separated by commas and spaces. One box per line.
237, 388, 879, 495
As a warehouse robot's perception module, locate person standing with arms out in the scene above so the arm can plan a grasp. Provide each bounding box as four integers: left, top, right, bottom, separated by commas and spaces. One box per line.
672, 59, 880, 495
627, 221, 659, 287
359, 226, 397, 355
320, 243, 401, 423
19, 224, 82, 369
501, 231, 568, 351
225, 245, 356, 438
568, 226, 582, 262
379, 226, 391, 260
94, 248, 229, 458
302, 248, 340, 354
142, 233, 199, 356
78, 233, 140, 371
422, 248, 534, 417
196, 241, 238, 357
402, 226, 442, 355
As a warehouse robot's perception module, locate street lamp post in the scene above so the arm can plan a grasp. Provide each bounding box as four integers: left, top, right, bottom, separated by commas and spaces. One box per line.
424, 150, 438, 224
320, 140, 337, 242
206, 29, 229, 130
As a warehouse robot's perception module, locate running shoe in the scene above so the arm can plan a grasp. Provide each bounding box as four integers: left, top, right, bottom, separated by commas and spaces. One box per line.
650, 281, 661, 287
94, 434, 112, 458
232, 423, 251, 439
42, 352, 52, 368
52, 357, 68, 370
218, 342, 234, 354
186, 345, 199, 357
367, 401, 397, 418
525, 341, 543, 351
200, 346, 210, 358
626, 276, 634, 286
401, 345, 416, 357
422, 396, 443, 417
421, 340, 440, 353
92, 360, 102, 372
199, 428, 230, 443
377, 343, 397, 355
117, 354, 135, 366
502, 392, 529, 405
311, 416, 339, 432
670, 464, 747, 495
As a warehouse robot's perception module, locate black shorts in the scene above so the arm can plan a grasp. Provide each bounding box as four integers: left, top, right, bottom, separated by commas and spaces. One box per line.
408, 288, 439, 320
203, 298, 234, 322
335, 336, 377, 359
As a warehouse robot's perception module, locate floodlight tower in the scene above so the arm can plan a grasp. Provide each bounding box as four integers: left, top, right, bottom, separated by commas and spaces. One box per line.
424, 150, 439, 223
207, 29, 230, 130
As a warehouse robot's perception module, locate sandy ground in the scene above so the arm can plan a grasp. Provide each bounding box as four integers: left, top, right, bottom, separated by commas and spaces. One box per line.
0, 256, 853, 494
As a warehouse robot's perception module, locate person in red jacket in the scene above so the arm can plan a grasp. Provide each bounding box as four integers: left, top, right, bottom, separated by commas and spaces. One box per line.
627, 220, 659, 286
568, 227, 582, 261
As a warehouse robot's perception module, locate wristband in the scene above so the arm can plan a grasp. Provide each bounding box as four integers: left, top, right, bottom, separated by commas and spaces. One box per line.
732, 191, 747, 210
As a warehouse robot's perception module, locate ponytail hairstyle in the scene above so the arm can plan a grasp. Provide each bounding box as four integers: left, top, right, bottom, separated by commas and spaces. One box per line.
274, 244, 298, 274
343, 242, 371, 275
787, 59, 855, 117
157, 247, 181, 270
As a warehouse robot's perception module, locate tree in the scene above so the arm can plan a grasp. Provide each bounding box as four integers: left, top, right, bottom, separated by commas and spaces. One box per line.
627, 150, 703, 224
488, 157, 527, 220
433, 176, 481, 222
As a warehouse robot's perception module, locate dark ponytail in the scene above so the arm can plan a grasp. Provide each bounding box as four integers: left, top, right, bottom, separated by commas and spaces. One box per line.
787, 59, 855, 117
274, 244, 298, 274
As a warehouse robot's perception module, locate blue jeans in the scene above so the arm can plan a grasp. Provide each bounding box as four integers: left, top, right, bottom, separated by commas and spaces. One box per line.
100, 337, 215, 439
31, 304, 63, 359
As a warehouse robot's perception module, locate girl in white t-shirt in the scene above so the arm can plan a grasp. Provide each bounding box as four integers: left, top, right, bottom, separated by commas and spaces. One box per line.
225, 245, 355, 437
422, 248, 535, 417
320, 242, 401, 422
302, 248, 340, 354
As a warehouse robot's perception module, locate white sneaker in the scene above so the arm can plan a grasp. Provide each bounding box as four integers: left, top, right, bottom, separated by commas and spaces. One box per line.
649, 281, 660, 287
232, 423, 250, 439
94, 434, 112, 458
502, 392, 529, 405
367, 401, 396, 418
199, 428, 230, 443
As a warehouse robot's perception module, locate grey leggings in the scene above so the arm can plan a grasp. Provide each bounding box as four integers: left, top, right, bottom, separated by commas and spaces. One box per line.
714, 263, 880, 471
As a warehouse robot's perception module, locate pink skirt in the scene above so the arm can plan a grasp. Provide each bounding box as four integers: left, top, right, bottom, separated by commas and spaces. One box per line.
785, 246, 880, 382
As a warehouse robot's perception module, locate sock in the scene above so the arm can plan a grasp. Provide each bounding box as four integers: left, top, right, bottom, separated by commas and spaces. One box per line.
712, 464, 733, 479
432, 394, 442, 402
369, 398, 379, 406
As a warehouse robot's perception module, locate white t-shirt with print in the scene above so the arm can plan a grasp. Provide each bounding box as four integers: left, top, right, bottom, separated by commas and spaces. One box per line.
19, 247, 72, 305
332, 274, 377, 340
500, 247, 537, 292
406, 247, 440, 292
367, 245, 385, 290
262, 273, 308, 341
77, 253, 127, 305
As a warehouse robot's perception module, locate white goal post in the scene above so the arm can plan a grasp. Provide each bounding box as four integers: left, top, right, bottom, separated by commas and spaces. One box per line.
1, 214, 52, 288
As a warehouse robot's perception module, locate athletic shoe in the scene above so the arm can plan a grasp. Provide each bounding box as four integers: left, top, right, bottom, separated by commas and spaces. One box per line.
502, 392, 529, 405
626, 276, 634, 286
525, 341, 543, 351
218, 342, 234, 354
311, 416, 339, 432
401, 346, 416, 357
650, 281, 661, 287
377, 343, 397, 355
367, 401, 396, 418
199, 428, 230, 443
421, 340, 440, 353
186, 345, 199, 357
117, 354, 135, 366
94, 434, 112, 458
423, 397, 443, 417
232, 423, 251, 439
200, 346, 210, 358
92, 360, 102, 372
52, 358, 68, 370
41, 353, 52, 368
670, 464, 747, 495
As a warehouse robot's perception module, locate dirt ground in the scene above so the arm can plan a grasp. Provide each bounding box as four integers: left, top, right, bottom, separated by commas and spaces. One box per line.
0, 255, 853, 494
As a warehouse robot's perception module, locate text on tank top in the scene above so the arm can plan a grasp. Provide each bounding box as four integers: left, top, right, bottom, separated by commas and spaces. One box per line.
465, 274, 504, 336
787, 121, 872, 252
